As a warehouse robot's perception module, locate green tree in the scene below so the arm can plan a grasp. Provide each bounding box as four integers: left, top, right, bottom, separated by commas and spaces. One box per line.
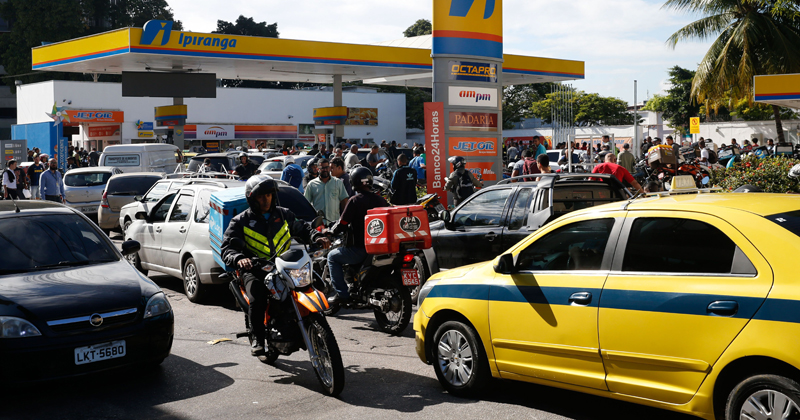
403, 19, 432, 37
213, 15, 278, 37
501, 84, 555, 129
730, 98, 798, 121
641, 66, 700, 135
665, 0, 800, 143
531, 89, 641, 126
0, 0, 183, 90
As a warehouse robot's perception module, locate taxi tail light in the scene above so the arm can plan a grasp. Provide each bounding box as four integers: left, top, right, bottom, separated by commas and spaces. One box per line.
101, 191, 109, 208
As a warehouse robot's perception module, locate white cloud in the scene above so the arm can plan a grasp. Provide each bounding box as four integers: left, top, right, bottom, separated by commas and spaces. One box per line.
166, 0, 715, 104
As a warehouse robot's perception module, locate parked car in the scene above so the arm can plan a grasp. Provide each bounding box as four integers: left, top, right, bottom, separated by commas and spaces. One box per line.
256, 155, 315, 179
118, 178, 217, 234
0, 200, 173, 382
414, 182, 800, 420
97, 172, 165, 233
124, 180, 316, 302
185, 152, 239, 173
431, 174, 631, 270
99, 144, 183, 173
64, 166, 123, 217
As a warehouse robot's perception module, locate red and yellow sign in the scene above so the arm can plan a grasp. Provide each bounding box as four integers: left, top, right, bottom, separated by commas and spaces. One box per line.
465, 161, 497, 181
448, 112, 498, 132
155, 104, 187, 124
87, 125, 120, 137
65, 110, 124, 124
449, 137, 497, 157
313, 106, 348, 125
433, 0, 503, 59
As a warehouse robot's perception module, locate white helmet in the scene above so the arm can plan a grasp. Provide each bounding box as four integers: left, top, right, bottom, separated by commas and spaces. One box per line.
285, 156, 295, 165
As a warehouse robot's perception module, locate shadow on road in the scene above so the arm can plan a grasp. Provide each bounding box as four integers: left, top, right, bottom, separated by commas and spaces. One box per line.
269, 359, 695, 419
3, 355, 236, 420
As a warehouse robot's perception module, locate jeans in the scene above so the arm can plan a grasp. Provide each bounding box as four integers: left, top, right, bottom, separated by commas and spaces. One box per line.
29, 186, 40, 200
327, 246, 368, 299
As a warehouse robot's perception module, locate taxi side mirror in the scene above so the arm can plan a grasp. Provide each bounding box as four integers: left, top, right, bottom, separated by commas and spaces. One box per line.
493, 253, 516, 274
134, 211, 148, 222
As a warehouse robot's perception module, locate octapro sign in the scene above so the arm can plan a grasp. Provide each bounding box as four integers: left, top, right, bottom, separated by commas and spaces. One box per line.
424, 102, 446, 203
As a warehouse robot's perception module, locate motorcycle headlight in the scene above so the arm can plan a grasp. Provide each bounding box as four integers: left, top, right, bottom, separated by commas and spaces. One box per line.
0, 316, 41, 338
287, 263, 312, 288
144, 292, 172, 319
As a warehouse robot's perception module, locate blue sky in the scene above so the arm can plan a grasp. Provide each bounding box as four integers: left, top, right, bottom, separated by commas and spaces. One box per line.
168, 0, 712, 105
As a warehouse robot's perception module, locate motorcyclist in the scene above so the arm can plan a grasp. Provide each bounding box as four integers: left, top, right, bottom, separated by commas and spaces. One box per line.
303, 158, 319, 190
326, 167, 389, 305
444, 156, 482, 206
221, 175, 328, 356
235, 152, 259, 180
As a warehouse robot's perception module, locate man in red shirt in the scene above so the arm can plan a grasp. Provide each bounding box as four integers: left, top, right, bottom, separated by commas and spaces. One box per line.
592, 153, 644, 195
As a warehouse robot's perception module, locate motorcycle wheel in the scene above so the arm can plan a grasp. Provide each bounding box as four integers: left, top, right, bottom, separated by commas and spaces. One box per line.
408, 256, 430, 304
306, 314, 345, 397
373, 278, 412, 335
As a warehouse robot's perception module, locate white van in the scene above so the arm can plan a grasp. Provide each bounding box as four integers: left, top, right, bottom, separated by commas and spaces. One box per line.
99, 144, 183, 173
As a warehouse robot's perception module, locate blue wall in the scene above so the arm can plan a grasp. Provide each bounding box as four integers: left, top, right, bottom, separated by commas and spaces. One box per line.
12, 122, 61, 156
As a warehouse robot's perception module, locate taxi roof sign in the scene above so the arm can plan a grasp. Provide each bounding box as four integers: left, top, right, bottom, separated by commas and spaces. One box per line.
671, 175, 696, 191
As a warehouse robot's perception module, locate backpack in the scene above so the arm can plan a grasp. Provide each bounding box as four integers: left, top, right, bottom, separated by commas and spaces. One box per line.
707, 149, 718, 164
521, 157, 540, 176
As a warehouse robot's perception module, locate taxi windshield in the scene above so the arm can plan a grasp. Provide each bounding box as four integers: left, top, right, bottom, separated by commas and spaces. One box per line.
765, 210, 800, 237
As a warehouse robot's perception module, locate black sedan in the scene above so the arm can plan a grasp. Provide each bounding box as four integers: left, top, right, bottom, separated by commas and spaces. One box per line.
0, 201, 173, 382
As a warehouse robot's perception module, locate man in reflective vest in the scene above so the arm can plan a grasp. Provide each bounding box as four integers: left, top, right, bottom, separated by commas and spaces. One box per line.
221, 175, 327, 356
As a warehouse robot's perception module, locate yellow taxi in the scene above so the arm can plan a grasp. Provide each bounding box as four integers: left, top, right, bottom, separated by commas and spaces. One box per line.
414, 180, 800, 420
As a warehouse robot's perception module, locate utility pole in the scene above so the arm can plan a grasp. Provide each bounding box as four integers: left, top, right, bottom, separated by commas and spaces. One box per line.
634, 80, 639, 157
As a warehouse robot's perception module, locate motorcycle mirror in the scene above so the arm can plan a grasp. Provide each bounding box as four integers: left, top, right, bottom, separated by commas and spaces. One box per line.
229, 237, 246, 252
312, 215, 325, 229
701, 176, 710, 186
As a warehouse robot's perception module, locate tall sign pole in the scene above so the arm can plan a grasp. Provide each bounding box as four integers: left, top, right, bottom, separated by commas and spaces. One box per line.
432, 0, 503, 205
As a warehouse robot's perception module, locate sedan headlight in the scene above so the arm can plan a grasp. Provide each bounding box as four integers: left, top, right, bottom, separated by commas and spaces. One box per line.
417, 279, 440, 307
144, 292, 172, 319
0, 316, 42, 338
287, 263, 312, 288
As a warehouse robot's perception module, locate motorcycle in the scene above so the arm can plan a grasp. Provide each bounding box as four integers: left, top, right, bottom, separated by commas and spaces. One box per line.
227, 238, 345, 397
415, 193, 444, 223
312, 234, 416, 335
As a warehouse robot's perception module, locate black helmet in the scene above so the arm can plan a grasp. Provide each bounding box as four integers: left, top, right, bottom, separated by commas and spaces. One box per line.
448, 156, 466, 170
239, 152, 247, 159
351, 167, 373, 192
245, 175, 278, 212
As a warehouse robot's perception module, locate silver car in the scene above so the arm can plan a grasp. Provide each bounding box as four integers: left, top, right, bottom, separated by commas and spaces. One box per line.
64, 166, 123, 216
256, 155, 314, 179
98, 172, 165, 233
124, 180, 317, 303
118, 178, 197, 235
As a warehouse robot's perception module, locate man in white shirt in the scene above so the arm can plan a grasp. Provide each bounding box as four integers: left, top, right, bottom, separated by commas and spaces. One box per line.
344, 144, 360, 171
699, 140, 710, 166
2, 159, 19, 200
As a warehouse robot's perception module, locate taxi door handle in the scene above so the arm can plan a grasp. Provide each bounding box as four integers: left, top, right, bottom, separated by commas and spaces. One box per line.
708, 301, 738, 317
569, 292, 592, 306
485, 232, 497, 242
179, 226, 187, 233
155, 226, 162, 233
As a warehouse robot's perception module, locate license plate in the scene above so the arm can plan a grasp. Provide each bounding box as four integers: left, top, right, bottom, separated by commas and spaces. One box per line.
435, 204, 445, 212
74, 340, 126, 365
402, 269, 420, 286
80, 206, 96, 213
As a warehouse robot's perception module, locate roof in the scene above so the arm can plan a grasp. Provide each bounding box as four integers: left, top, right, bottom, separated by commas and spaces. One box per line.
110, 171, 165, 178
101, 144, 179, 153
31, 26, 584, 88
591, 192, 800, 217
64, 166, 119, 174
0, 200, 74, 215
755, 74, 800, 108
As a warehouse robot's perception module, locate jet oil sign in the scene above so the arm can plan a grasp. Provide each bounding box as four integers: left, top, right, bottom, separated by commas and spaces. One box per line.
448, 61, 498, 83
449, 137, 497, 157
448, 86, 498, 108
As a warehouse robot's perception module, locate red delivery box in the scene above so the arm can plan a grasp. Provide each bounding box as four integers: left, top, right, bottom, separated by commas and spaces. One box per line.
364, 205, 432, 254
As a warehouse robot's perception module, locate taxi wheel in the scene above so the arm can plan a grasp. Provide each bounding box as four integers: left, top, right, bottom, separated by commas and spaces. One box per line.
432, 320, 490, 397
183, 258, 205, 303
725, 374, 800, 420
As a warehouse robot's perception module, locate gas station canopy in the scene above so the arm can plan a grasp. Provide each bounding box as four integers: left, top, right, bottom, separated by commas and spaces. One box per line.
754, 74, 800, 109
32, 26, 584, 88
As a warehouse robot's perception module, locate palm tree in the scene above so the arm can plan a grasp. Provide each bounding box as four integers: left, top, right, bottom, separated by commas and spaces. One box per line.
664, 0, 800, 143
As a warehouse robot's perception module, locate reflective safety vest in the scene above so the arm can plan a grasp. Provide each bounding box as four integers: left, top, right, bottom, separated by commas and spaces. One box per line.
243, 220, 291, 259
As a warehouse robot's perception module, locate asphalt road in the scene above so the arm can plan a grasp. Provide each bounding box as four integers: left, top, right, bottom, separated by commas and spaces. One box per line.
3, 235, 698, 420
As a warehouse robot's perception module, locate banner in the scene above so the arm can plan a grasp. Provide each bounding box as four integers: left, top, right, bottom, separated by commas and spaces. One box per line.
87, 125, 121, 138
465, 161, 497, 181
65, 110, 124, 124
449, 137, 498, 157
448, 112, 498, 132
448, 86, 499, 108
424, 102, 447, 203
345, 108, 378, 126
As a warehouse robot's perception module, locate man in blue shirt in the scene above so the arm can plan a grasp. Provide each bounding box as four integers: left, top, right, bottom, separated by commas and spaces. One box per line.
533, 136, 547, 158
280, 156, 304, 193
39, 158, 65, 202
409, 147, 426, 185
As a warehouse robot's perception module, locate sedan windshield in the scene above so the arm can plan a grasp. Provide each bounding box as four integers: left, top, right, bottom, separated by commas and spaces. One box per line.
0, 214, 118, 273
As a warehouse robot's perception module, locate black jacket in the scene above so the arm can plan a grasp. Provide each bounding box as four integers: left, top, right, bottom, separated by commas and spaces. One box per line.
221, 206, 320, 266
235, 161, 259, 180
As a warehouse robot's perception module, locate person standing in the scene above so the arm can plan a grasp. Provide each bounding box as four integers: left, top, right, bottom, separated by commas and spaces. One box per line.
304, 158, 349, 222
330, 157, 353, 198
303, 159, 319, 190
40, 158, 66, 203
592, 154, 644, 195
532, 136, 547, 158
366, 144, 386, 174
13, 164, 28, 199
445, 156, 482, 206
3, 160, 19, 200
344, 144, 360, 171
390, 154, 417, 205
409, 147, 426, 186
27, 156, 45, 200
507, 141, 519, 163
665, 135, 680, 157
617, 143, 636, 174
88, 147, 100, 166
280, 156, 304, 193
